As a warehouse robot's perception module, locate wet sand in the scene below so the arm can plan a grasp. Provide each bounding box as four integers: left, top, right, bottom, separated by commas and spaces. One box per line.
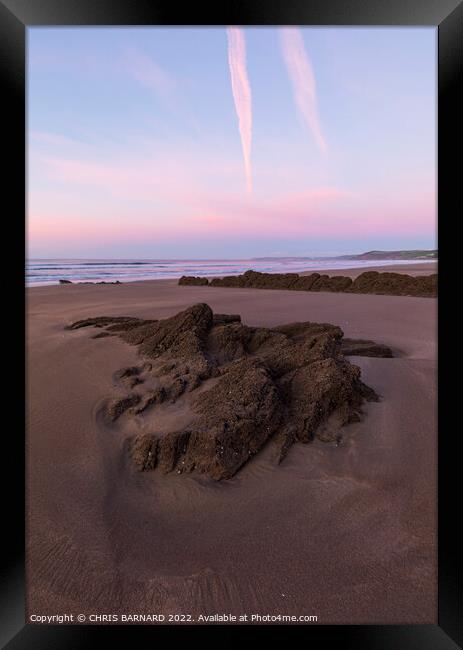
26, 263, 437, 624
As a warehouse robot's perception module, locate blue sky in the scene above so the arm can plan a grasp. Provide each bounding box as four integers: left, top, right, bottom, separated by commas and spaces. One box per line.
28, 27, 436, 258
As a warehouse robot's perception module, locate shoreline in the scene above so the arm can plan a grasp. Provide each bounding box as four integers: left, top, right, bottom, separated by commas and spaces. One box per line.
27, 260, 437, 290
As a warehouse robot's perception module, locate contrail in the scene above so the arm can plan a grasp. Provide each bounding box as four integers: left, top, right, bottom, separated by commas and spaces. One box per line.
227, 27, 252, 193
280, 27, 327, 153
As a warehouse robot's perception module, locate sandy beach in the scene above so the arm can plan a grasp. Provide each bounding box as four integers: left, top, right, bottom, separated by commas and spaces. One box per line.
26, 262, 437, 624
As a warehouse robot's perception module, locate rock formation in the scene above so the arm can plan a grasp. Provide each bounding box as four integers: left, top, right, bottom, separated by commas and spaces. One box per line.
178, 269, 437, 297
67, 304, 386, 479
59, 279, 122, 285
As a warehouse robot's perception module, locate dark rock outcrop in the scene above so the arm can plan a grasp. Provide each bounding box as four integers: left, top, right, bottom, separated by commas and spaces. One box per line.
349, 271, 436, 297
65, 316, 141, 331
341, 339, 394, 358
59, 279, 122, 285
178, 269, 437, 297
179, 276, 209, 286
69, 304, 386, 480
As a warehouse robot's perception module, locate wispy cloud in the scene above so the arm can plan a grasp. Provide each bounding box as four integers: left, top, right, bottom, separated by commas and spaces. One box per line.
125, 48, 177, 98
124, 48, 200, 134
227, 27, 253, 193
30, 131, 86, 148
280, 27, 327, 153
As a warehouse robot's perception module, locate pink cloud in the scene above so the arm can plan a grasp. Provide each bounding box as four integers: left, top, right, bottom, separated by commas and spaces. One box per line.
33, 153, 240, 204
123, 48, 200, 133
29, 159, 435, 245
227, 27, 253, 193
29, 150, 435, 249
30, 131, 87, 148
280, 27, 327, 153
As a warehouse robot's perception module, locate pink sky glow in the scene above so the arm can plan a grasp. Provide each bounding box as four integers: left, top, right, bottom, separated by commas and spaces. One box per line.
28, 27, 436, 257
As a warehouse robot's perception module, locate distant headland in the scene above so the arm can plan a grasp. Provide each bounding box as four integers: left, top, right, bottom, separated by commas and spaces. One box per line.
252, 250, 437, 261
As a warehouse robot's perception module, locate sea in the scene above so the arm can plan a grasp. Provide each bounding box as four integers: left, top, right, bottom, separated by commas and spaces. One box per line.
26, 258, 433, 287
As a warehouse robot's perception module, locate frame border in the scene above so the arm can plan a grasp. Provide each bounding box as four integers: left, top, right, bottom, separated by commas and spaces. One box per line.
3, 0, 461, 646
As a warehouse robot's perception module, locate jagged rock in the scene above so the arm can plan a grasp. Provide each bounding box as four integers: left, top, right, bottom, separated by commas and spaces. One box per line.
134, 303, 212, 357
113, 367, 144, 388
130, 434, 158, 471
186, 357, 282, 478
69, 304, 384, 479
65, 316, 136, 330
341, 339, 393, 358
59, 279, 123, 285
107, 394, 141, 421
157, 431, 192, 473
212, 313, 241, 326
133, 387, 167, 414
114, 366, 141, 380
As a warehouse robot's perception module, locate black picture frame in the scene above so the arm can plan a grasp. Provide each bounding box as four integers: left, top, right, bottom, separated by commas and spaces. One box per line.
2, 0, 461, 647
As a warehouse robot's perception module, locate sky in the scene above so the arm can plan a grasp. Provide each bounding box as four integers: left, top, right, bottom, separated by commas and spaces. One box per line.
28, 27, 436, 259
